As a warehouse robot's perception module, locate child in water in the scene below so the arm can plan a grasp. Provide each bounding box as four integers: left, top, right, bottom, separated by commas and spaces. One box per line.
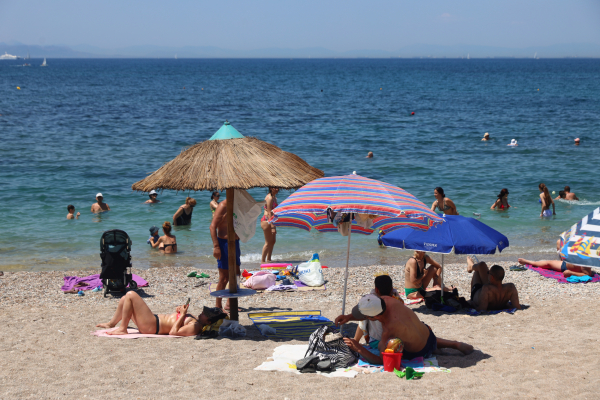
148, 226, 160, 246
66, 205, 80, 219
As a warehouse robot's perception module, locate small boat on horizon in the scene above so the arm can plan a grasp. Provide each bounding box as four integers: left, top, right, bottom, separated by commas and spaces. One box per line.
41, 57, 47, 67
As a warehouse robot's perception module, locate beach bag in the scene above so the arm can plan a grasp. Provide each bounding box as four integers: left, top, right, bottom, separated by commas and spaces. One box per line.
297, 259, 324, 287
303, 325, 358, 370
243, 270, 276, 290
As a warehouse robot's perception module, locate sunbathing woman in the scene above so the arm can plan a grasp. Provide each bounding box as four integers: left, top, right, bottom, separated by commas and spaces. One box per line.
150, 221, 177, 253
518, 258, 594, 277
96, 291, 218, 336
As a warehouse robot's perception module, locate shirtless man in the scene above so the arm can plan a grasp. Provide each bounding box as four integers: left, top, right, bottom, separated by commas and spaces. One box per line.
468, 257, 520, 312
404, 251, 443, 299
210, 199, 241, 310
95, 291, 224, 336
91, 193, 110, 213
336, 294, 473, 364
518, 258, 593, 278
563, 186, 579, 201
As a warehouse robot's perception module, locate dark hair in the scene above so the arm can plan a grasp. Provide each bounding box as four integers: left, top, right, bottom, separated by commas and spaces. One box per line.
497, 188, 509, 199
539, 183, 551, 206
211, 191, 220, 200
558, 190, 566, 199
162, 221, 172, 234
434, 187, 445, 197
374, 275, 393, 296
489, 265, 505, 281
67, 205, 74, 211
564, 186, 571, 192
268, 187, 278, 195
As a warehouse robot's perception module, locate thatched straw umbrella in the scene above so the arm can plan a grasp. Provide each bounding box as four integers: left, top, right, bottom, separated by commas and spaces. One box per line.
132, 121, 324, 320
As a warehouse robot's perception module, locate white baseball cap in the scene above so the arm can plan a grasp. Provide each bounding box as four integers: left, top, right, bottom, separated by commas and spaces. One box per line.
510, 139, 517, 145
352, 294, 386, 320
149, 190, 157, 195
96, 193, 103, 198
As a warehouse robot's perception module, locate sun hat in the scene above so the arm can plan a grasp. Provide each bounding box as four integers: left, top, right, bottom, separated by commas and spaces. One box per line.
483, 132, 489, 137
149, 226, 159, 234
96, 193, 103, 198
149, 190, 157, 195
351, 294, 386, 320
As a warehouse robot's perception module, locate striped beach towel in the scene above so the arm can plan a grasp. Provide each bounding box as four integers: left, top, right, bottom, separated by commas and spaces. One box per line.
249, 310, 332, 340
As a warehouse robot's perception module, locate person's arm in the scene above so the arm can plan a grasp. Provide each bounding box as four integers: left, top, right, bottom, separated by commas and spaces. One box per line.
426, 255, 442, 273
106, 204, 111, 211
574, 194, 579, 201
76, 212, 80, 219
508, 284, 521, 310
334, 314, 358, 326
172, 206, 184, 225
210, 203, 226, 260
551, 200, 556, 215
343, 338, 382, 365
169, 305, 201, 336
540, 194, 545, 217
491, 199, 498, 210
150, 236, 162, 249
91, 205, 95, 213
430, 200, 437, 212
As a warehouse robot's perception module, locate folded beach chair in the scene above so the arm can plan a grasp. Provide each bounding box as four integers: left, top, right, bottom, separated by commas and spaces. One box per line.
100, 229, 137, 297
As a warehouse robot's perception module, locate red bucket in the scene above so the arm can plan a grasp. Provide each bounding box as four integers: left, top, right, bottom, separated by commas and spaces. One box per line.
382, 352, 403, 372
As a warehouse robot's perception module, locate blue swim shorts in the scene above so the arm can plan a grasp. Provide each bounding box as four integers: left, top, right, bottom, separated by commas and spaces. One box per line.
217, 237, 241, 270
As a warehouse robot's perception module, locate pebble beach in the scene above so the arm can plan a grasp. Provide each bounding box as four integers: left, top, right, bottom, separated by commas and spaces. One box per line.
1, 259, 599, 399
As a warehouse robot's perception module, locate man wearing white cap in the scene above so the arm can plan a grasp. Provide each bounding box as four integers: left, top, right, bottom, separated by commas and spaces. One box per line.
336, 294, 473, 364
507, 139, 518, 147
145, 189, 161, 204
91, 193, 111, 213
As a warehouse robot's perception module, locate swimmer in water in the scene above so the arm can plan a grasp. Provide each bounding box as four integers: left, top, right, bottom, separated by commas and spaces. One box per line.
91, 193, 110, 213
66, 205, 80, 219
431, 187, 459, 215
144, 189, 161, 204
538, 183, 555, 218
210, 191, 220, 217
490, 188, 510, 210
366, 151, 373, 158
555, 190, 566, 200
574, 138, 580, 146
563, 186, 579, 201
481, 132, 490, 141
508, 139, 518, 147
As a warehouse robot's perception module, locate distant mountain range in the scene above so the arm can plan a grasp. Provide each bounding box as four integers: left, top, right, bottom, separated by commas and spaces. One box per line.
1, 41, 599, 58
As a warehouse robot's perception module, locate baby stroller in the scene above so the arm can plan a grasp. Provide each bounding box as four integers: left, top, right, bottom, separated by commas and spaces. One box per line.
100, 229, 137, 297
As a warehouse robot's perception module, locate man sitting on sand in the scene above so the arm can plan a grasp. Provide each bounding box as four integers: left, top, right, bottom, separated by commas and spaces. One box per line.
96, 291, 225, 336
91, 193, 110, 213
404, 251, 443, 299
467, 257, 520, 312
518, 258, 594, 278
337, 293, 473, 364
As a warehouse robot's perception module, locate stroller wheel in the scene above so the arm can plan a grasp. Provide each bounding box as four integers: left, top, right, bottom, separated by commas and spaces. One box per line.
128, 280, 138, 291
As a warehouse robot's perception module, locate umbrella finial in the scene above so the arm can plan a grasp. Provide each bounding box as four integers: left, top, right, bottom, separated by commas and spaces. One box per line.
210, 120, 244, 140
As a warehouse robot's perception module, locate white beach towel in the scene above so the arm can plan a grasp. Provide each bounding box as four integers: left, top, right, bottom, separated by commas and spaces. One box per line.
233, 189, 265, 243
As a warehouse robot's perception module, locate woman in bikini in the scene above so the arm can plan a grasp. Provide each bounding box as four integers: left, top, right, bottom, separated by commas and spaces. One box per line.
209, 191, 220, 218
150, 221, 177, 253
517, 258, 593, 278
539, 183, 555, 218
404, 251, 443, 299
260, 187, 279, 263
431, 187, 459, 215
173, 196, 196, 226
491, 188, 510, 210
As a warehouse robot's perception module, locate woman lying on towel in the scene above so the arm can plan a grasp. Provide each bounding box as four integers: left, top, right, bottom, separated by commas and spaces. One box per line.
518, 258, 594, 277
96, 291, 226, 336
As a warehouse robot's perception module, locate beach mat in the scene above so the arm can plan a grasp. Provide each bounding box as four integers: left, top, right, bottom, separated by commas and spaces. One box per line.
62, 274, 148, 292
525, 265, 600, 283
91, 328, 183, 339
249, 310, 332, 340
208, 281, 326, 294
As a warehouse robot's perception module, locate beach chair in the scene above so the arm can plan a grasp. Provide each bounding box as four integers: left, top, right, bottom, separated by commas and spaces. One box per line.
99, 229, 137, 297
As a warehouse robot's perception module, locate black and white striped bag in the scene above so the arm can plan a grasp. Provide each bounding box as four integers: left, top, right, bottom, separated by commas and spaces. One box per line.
304, 325, 358, 370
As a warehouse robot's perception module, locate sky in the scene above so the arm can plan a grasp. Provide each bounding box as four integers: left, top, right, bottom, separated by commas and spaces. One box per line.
1, 0, 599, 51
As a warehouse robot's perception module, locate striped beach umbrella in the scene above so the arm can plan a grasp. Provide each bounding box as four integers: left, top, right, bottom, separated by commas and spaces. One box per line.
271, 174, 444, 315
559, 207, 600, 268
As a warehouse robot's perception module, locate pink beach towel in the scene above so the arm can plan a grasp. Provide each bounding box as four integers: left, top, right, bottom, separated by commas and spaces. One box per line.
91, 328, 183, 339
62, 274, 148, 291
525, 265, 600, 283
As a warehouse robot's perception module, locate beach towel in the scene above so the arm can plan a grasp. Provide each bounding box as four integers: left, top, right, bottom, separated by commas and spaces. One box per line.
355, 347, 450, 373
91, 328, 183, 339
466, 308, 518, 316
401, 296, 424, 305
255, 344, 358, 378
249, 310, 332, 340
209, 281, 326, 294
525, 265, 600, 284
62, 274, 148, 292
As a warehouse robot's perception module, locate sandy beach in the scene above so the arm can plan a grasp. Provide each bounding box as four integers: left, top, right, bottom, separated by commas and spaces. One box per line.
1, 261, 599, 399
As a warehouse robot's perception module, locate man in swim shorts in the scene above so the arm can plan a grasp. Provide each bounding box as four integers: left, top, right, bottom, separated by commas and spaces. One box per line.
210, 199, 241, 311
95, 291, 226, 336
336, 294, 473, 364
518, 258, 593, 278
467, 257, 521, 312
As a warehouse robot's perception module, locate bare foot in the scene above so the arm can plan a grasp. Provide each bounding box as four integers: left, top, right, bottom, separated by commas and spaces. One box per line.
457, 342, 474, 355
96, 322, 115, 329
106, 328, 128, 335
517, 258, 528, 265
467, 256, 474, 273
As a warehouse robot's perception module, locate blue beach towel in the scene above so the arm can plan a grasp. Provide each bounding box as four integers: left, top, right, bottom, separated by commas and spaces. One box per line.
566, 275, 593, 283
249, 310, 332, 340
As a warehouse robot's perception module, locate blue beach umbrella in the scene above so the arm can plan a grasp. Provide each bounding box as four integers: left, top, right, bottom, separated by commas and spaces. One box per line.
559, 207, 600, 268
381, 214, 509, 291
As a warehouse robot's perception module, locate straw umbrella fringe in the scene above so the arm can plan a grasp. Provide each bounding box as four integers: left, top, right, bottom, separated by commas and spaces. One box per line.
132, 137, 323, 192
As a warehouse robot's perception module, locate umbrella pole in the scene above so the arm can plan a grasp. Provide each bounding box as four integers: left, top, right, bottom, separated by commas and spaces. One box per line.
226, 188, 239, 321
441, 254, 445, 304
341, 223, 352, 317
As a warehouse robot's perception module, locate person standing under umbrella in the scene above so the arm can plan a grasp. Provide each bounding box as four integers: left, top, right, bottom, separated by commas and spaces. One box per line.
431, 187, 458, 215
260, 187, 279, 263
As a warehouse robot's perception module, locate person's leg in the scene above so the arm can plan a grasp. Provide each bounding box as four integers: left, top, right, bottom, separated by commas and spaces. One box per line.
421, 267, 439, 289
266, 229, 276, 262
216, 268, 229, 309
105, 292, 156, 335
96, 294, 128, 328
518, 258, 562, 271
261, 221, 272, 263
225, 264, 242, 311
436, 337, 474, 355
354, 327, 364, 343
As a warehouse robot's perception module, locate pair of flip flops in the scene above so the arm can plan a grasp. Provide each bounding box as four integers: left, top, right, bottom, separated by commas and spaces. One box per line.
509, 265, 527, 271
187, 271, 210, 278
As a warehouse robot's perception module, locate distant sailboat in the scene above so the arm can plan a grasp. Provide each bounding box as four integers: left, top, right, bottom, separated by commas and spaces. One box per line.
467, 53, 470, 59
175, 54, 178, 59
41, 57, 47, 67
24, 52, 30, 60
534, 52, 539, 59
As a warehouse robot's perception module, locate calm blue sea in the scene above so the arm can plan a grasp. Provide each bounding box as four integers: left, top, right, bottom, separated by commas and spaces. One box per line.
1, 58, 599, 272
